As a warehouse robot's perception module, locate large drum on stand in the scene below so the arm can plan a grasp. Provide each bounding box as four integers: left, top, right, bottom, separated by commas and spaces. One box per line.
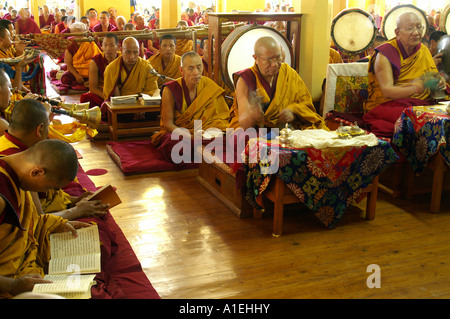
330, 8, 378, 55
381, 4, 428, 41
220, 25, 293, 90
440, 4, 450, 34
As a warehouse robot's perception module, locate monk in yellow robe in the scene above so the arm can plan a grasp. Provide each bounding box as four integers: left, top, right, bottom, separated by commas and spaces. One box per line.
174, 20, 194, 57
151, 52, 230, 161
362, 12, 446, 138
0, 99, 109, 220
103, 37, 158, 99
0, 139, 91, 298
61, 22, 102, 89
148, 34, 182, 89
229, 36, 328, 131
0, 25, 34, 92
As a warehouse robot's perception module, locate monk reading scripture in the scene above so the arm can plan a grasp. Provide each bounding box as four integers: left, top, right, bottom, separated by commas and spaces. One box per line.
151, 51, 230, 160
148, 34, 182, 89
362, 12, 446, 138
80, 33, 119, 108
228, 36, 328, 131
0, 139, 91, 298
60, 22, 102, 90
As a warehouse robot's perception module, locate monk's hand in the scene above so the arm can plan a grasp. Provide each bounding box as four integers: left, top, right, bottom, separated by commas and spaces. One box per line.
410, 78, 425, 96
433, 53, 443, 66
278, 109, 295, 124
62, 220, 92, 238
437, 74, 447, 90
73, 199, 109, 218
70, 191, 94, 205
10, 274, 52, 296
75, 74, 85, 84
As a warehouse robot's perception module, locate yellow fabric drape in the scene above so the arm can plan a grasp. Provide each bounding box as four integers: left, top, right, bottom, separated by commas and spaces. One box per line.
151, 76, 230, 146
103, 56, 158, 99
149, 53, 182, 89
228, 63, 328, 131
47, 122, 97, 143
363, 39, 437, 113
72, 42, 102, 78
175, 39, 194, 57
0, 166, 67, 299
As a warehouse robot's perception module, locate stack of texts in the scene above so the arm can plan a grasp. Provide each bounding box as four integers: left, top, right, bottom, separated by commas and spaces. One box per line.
139, 93, 161, 106
111, 94, 138, 106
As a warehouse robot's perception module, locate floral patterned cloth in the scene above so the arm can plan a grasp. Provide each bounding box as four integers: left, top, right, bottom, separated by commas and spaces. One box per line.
244, 138, 398, 229
31, 33, 75, 60
392, 106, 450, 174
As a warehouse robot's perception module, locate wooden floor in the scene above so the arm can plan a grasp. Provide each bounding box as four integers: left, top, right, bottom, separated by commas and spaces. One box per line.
45, 58, 450, 299
71, 135, 450, 299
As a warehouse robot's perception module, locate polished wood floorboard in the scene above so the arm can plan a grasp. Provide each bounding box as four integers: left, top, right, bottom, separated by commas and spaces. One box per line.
72, 136, 450, 299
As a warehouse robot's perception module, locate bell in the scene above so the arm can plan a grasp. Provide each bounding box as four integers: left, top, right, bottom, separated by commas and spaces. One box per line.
279, 123, 292, 147
348, 122, 365, 137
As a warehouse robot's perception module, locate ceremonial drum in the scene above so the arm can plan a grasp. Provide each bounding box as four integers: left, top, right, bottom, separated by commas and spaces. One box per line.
220, 25, 293, 89
330, 8, 377, 54
381, 4, 428, 40
440, 4, 450, 33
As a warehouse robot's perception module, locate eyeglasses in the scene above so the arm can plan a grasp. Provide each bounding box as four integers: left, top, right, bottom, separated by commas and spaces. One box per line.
402, 25, 424, 34
258, 56, 283, 65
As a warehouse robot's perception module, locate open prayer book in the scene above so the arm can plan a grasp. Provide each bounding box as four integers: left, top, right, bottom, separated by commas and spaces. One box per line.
32, 225, 101, 299
85, 183, 122, 209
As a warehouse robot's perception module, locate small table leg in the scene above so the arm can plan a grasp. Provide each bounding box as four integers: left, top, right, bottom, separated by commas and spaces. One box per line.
272, 176, 285, 237
111, 112, 118, 142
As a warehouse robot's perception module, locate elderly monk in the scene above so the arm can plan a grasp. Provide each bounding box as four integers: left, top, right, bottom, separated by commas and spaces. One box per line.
60, 22, 102, 90
14, 8, 41, 35
149, 34, 182, 89
80, 33, 120, 108
92, 11, 115, 32
151, 51, 230, 160
0, 99, 109, 219
102, 37, 158, 119
362, 12, 446, 138
103, 36, 158, 99
0, 139, 92, 299
114, 16, 126, 32
229, 36, 328, 131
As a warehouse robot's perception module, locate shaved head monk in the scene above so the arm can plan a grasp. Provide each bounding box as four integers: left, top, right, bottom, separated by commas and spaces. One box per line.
103, 37, 158, 100
0, 99, 109, 219
80, 33, 119, 108
151, 51, 230, 161
362, 12, 446, 138
149, 34, 182, 89
0, 139, 92, 298
229, 36, 328, 131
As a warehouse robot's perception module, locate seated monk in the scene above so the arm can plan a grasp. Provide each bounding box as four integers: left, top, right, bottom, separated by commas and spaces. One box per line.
39, 5, 55, 30
92, 11, 115, 32
80, 33, 120, 108
175, 20, 194, 56
0, 99, 109, 219
102, 37, 158, 119
0, 25, 35, 93
60, 22, 102, 90
114, 16, 126, 32
0, 138, 92, 298
228, 36, 328, 133
151, 51, 230, 161
362, 12, 446, 138
148, 34, 182, 89
14, 8, 41, 35
123, 23, 146, 58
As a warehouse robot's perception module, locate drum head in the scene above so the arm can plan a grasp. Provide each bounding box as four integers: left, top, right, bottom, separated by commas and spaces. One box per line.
440, 4, 450, 33
437, 35, 450, 75
381, 4, 428, 40
220, 25, 293, 90
331, 8, 377, 54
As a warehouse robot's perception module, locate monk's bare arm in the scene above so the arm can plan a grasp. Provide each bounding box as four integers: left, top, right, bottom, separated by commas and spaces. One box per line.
374, 53, 424, 99
64, 50, 84, 84
161, 87, 178, 133
88, 60, 104, 98
235, 77, 263, 130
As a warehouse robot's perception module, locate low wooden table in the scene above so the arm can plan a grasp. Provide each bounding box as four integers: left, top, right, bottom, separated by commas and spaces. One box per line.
105, 101, 161, 141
